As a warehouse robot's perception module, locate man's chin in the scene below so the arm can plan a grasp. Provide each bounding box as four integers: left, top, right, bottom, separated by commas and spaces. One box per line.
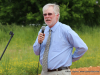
46, 23, 52, 26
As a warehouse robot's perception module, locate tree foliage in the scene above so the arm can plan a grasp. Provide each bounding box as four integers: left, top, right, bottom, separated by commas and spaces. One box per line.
0, 0, 100, 27
60, 0, 100, 27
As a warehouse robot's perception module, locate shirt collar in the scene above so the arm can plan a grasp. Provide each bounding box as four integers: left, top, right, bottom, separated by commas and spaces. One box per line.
46, 21, 59, 32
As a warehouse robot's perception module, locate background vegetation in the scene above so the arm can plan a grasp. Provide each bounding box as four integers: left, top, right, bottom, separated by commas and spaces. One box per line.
0, 24, 100, 75
0, 0, 100, 75
0, 0, 100, 27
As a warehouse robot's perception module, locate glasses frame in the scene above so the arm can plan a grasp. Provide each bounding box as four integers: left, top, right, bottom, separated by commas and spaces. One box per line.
43, 13, 54, 17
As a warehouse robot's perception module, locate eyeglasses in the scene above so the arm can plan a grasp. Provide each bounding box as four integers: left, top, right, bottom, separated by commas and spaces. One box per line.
43, 13, 53, 16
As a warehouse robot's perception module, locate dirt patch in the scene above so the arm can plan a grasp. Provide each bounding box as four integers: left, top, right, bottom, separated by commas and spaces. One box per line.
71, 66, 100, 75
39, 66, 100, 75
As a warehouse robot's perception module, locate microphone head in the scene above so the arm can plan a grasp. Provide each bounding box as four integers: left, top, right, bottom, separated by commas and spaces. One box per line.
41, 26, 45, 33
41, 26, 45, 31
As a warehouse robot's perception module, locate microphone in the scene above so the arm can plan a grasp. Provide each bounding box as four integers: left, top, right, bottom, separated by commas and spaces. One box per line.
41, 26, 45, 34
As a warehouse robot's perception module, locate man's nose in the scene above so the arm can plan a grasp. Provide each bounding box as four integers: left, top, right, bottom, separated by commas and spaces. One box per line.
45, 14, 49, 17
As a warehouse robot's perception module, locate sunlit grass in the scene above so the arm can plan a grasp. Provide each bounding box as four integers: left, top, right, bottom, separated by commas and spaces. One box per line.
71, 25, 100, 69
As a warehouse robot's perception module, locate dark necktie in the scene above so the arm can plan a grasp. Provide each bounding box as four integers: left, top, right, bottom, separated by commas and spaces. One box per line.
42, 29, 51, 72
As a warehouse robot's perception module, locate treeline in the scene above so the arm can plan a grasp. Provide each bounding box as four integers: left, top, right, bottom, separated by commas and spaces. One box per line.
0, 0, 100, 27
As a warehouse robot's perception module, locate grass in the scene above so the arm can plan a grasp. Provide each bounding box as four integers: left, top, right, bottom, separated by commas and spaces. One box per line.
0, 24, 100, 75
72, 25, 100, 68
0, 24, 42, 75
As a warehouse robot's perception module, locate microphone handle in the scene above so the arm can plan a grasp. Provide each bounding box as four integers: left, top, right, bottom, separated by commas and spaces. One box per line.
42, 30, 44, 34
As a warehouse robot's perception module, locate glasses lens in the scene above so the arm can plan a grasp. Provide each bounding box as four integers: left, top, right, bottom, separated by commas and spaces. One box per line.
43, 13, 53, 16
43, 14, 47, 16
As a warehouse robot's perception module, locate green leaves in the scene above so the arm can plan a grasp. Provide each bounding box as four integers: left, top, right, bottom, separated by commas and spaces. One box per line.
27, 12, 41, 21
59, 0, 100, 27
30, 0, 36, 4
0, 0, 100, 27
60, 3, 71, 21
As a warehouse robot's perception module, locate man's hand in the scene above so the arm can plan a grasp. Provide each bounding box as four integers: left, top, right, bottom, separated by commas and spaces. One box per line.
38, 33, 45, 44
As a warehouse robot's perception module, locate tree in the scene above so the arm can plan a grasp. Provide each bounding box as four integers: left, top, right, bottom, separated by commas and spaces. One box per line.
0, 0, 100, 27
0, 0, 43, 25
59, 0, 100, 27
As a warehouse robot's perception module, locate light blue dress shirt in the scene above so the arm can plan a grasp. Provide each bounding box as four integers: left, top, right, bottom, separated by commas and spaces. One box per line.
33, 21, 88, 70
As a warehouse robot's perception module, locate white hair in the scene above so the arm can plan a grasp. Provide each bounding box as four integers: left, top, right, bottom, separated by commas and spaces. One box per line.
42, 3, 60, 20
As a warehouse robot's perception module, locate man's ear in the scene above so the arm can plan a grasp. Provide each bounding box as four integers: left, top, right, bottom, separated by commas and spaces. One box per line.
57, 14, 59, 20
57, 14, 59, 17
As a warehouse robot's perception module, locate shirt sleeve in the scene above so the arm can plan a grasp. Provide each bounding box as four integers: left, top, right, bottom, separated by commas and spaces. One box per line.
33, 29, 41, 55
67, 28, 88, 62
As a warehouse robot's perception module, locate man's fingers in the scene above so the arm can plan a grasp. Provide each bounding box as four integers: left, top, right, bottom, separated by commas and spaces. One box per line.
38, 33, 45, 44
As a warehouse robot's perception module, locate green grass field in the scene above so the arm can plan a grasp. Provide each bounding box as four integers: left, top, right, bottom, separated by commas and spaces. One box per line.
0, 24, 100, 75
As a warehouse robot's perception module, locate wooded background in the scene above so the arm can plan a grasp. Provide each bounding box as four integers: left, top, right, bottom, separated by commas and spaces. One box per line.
0, 0, 100, 27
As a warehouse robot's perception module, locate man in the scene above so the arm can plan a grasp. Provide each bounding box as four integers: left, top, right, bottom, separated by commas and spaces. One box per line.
33, 3, 88, 75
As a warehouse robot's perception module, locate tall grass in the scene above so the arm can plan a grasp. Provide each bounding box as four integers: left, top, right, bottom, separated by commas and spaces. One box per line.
72, 25, 100, 68
0, 24, 42, 75
0, 24, 100, 75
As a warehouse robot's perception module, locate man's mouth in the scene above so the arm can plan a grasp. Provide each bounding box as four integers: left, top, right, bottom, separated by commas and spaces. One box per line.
46, 19, 51, 22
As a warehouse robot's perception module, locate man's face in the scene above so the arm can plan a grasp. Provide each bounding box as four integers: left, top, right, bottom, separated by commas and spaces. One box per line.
43, 6, 59, 28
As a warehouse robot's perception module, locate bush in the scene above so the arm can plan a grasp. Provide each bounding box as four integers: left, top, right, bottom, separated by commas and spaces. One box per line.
0, 0, 100, 27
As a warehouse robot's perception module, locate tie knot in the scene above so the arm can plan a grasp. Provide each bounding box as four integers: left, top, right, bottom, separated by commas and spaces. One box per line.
49, 29, 51, 32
